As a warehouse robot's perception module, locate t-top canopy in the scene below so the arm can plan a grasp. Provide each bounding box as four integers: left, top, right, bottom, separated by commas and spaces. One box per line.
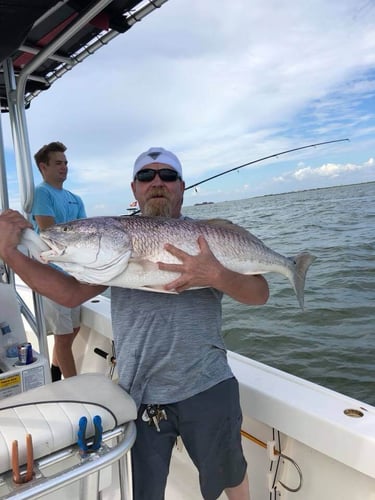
0, 0, 167, 112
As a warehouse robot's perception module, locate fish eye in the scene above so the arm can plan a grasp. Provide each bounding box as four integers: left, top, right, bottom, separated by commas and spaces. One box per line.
62, 226, 68, 232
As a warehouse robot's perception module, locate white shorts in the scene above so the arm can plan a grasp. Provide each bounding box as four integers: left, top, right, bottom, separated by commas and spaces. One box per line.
42, 297, 81, 335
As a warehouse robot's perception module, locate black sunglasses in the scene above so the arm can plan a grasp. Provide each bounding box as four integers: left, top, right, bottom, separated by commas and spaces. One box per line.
134, 168, 181, 183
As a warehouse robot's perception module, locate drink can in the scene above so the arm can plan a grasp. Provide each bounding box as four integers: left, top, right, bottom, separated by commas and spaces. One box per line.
0, 322, 11, 335
18, 342, 33, 365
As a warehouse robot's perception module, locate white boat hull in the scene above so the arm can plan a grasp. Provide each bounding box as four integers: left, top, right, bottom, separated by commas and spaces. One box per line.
76, 294, 375, 499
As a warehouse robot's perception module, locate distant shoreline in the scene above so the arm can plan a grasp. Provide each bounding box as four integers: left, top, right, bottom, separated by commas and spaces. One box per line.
186, 180, 374, 208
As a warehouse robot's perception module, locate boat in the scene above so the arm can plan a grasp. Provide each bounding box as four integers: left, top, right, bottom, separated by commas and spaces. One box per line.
126, 201, 139, 214
1, 2, 375, 499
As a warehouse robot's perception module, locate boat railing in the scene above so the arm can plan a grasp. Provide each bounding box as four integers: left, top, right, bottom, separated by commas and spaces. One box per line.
2, 0, 169, 215
0, 372, 137, 500
0, 0, 169, 366
0, 423, 136, 500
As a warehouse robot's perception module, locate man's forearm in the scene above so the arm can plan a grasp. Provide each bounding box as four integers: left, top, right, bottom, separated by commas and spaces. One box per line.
214, 268, 269, 305
3, 248, 105, 307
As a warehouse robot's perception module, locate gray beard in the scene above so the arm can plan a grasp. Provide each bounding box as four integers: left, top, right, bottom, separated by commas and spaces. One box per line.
142, 198, 172, 217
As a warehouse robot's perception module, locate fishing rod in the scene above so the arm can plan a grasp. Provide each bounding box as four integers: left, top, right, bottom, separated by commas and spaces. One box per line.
185, 138, 349, 192
129, 138, 349, 214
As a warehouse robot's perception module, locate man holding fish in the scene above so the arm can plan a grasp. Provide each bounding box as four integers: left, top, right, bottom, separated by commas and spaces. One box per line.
0, 147, 270, 500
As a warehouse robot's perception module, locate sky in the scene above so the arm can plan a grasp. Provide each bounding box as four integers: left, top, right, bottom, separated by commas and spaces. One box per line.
2, 0, 375, 215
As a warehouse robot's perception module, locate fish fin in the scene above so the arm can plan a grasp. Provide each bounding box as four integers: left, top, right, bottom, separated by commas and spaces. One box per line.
132, 286, 177, 294
55, 251, 132, 284
199, 219, 250, 236
291, 252, 317, 310
201, 218, 234, 225
106, 258, 185, 291
19, 228, 50, 262
128, 258, 160, 272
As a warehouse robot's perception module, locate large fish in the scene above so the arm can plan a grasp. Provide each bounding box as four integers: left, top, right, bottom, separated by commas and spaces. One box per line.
21, 216, 316, 309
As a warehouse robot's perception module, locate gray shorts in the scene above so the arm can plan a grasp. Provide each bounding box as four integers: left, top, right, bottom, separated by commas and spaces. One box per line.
132, 377, 247, 500
42, 296, 81, 335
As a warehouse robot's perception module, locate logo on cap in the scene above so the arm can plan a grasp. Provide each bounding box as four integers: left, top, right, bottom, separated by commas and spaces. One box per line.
148, 152, 162, 160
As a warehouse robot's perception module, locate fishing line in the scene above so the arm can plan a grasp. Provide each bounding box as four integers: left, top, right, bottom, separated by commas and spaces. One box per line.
129, 138, 349, 214
185, 138, 349, 192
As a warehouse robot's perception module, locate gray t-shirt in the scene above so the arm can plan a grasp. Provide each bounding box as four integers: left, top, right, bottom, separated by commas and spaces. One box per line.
111, 286, 234, 408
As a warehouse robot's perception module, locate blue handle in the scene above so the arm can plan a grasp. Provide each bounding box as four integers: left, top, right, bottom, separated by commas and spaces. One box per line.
92, 415, 103, 451
77, 416, 88, 452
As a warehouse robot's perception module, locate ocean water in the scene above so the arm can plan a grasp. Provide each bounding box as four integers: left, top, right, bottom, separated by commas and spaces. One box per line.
182, 182, 375, 406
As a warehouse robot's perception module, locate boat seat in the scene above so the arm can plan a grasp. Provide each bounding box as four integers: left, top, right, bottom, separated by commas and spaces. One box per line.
0, 373, 137, 475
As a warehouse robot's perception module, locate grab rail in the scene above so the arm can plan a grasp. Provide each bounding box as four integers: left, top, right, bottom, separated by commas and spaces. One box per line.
1, 422, 136, 500
3, 0, 114, 214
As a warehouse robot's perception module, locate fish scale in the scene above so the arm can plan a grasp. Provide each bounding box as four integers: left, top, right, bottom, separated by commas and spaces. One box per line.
21, 216, 316, 309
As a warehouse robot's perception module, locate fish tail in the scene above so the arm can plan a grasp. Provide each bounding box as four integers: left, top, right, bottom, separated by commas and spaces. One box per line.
291, 252, 317, 310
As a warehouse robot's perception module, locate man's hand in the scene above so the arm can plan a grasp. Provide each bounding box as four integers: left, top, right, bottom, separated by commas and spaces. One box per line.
159, 235, 269, 305
0, 209, 32, 260
0, 209, 106, 307
158, 235, 224, 293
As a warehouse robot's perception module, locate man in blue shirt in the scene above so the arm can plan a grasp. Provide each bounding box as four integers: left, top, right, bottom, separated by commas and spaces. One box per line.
32, 141, 86, 381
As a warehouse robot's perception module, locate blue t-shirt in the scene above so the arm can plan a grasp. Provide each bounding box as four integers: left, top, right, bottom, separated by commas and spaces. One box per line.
32, 181, 86, 232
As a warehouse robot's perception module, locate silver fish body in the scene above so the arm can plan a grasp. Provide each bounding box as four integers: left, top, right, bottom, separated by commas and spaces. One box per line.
23, 216, 316, 308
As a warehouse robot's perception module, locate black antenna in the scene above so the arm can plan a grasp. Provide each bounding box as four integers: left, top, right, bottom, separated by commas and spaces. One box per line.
185, 138, 349, 192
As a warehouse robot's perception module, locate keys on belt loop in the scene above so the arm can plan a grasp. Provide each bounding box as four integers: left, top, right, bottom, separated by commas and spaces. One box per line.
142, 404, 167, 432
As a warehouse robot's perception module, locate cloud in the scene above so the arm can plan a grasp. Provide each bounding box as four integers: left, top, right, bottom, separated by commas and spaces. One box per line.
2, 0, 375, 213
292, 159, 374, 180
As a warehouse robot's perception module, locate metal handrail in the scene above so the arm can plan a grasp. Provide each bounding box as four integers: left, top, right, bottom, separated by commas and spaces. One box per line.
1, 422, 136, 500
2, 0, 117, 361
6, 0, 114, 214
24, 0, 169, 106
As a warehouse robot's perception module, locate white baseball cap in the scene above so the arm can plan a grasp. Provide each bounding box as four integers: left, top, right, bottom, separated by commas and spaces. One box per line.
133, 147, 183, 179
